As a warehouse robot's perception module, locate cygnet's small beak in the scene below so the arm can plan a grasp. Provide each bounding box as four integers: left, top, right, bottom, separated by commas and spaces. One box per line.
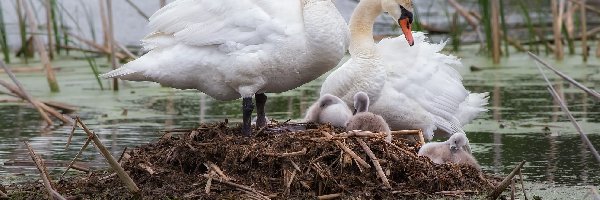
398, 18, 414, 46
450, 145, 458, 152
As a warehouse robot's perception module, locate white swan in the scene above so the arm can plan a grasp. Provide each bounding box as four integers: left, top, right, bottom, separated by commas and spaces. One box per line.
100, 0, 349, 135
304, 94, 352, 127
417, 132, 480, 169
346, 92, 392, 142
320, 0, 488, 140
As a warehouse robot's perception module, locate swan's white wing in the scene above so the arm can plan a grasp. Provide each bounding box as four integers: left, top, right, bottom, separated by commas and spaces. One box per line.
143, 0, 302, 50
378, 33, 468, 134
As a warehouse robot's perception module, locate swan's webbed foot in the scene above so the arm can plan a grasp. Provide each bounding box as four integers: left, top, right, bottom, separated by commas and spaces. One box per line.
255, 93, 268, 128
242, 97, 254, 136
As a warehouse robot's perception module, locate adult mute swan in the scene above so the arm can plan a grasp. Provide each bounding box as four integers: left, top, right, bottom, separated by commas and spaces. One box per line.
304, 94, 352, 127
100, 0, 349, 136
346, 92, 392, 142
320, 0, 488, 140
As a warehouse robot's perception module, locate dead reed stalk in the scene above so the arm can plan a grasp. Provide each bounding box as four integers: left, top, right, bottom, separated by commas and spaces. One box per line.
22, 0, 60, 92
44, 0, 54, 59
551, 0, 565, 60
321, 131, 371, 169
488, 160, 526, 200
533, 55, 600, 164
125, 0, 149, 21
356, 138, 391, 189
580, 0, 588, 62
528, 52, 600, 100
0, 61, 52, 125
106, 0, 119, 91
98, 0, 109, 48
24, 141, 67, 200
490, 0, 501, 63
76, 117, 140, 194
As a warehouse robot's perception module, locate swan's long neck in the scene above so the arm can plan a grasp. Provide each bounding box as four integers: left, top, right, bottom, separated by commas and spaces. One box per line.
349, 0, 382, 58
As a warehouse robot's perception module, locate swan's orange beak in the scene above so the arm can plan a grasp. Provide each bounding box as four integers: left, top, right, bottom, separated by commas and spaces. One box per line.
399, 18, 414, 46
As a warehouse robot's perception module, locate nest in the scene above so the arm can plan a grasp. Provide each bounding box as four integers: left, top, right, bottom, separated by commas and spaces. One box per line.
11, 121, 497, 199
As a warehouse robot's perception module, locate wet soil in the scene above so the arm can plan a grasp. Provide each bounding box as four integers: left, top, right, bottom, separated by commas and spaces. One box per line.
7, 121, 498, 199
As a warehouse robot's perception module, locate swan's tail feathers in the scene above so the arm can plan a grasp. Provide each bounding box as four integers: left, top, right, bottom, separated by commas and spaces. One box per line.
100, 67, 137, 79
456, 92, 489, 126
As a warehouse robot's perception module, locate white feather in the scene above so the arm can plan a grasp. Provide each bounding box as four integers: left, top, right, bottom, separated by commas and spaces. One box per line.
101, 0, 348, 101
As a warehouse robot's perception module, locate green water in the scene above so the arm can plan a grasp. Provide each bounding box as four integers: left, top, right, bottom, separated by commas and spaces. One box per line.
0, 48, 599, 198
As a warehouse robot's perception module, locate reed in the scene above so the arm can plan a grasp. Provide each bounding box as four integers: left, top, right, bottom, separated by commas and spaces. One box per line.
0, 1, 9, 63
580, 0, 588, 62
490, 0, 501, 63
16, 0, 29, 63
44, 0, 54, 59
23, 0, 60, 92
50, 0, 61, 54
562, 23, 575, 55
160, 0, 167, 7
478, 0, 492, 54
106, 0, 119, 91
551, 0, 565, 60
84, 53, 105, 90
498, 0, 509, 57
516, 0, 539, 53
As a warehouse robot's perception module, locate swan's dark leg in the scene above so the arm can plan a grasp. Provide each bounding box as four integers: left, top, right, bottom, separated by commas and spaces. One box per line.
255, 93, 267, 128
242, 97, 254, 136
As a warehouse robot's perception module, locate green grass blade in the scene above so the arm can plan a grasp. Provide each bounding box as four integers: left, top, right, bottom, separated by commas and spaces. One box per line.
0, 1, 10, 63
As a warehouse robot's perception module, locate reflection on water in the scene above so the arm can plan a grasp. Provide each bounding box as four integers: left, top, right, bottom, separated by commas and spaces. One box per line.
0, 52, 599, 192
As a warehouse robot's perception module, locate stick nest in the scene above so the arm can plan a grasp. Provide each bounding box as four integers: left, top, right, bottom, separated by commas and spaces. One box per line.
12, 121, 498, 199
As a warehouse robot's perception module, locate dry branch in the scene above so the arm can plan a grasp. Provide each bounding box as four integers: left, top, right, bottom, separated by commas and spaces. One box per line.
76, 117, 140, 194
202, 174, 269, 200
61, 134, 92, 180
68, 33, 127, 60
488, 161, 526, 200
124, 0, 149, 20
317, 193, 341, 200
264, 148, 307, 157
321, 131, 370, 169
24, 141, 66, 200
528, 52, 600, 100
204, 161, 231, 181
533, 53, 600, 163
0, 63, 52, 125
518, 169, 528, 200
356, 138, 391, 188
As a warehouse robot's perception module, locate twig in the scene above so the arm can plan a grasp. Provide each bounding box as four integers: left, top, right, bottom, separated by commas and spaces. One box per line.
204, 161, 231, 181
65, 121, 78, 149
118, 147, 128, 163
510, 179, 516, 200
518, 168, 528, 200
321, 131, 370, 169
317, 193, 341, 200
264, 148, 307, 157
202, 174, 269, 200
356, 138, 391, 188
60, 135, 92, 180
533, 57, 600, 163
333, 131, 387, 138
116, 43, 138, 59
435, 190, 477, 196
0, 190, 7, 198
488, 161, 526, 200
76, 117, 140, 194
24, 141, 66, 200
68, 33, 126, 60
0, 63, 52, 125
528, 52, 600, 100
0, 79, 71, 124
124, 0, 149, 20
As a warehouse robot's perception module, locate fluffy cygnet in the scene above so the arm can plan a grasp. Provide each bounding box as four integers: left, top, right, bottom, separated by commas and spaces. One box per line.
304, 94, 352, 127
417, 132, 480, 169
345, 92, 392, 142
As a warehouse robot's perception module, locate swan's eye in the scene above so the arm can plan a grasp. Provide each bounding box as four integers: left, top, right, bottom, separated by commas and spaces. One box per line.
399, 5, 413, 24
